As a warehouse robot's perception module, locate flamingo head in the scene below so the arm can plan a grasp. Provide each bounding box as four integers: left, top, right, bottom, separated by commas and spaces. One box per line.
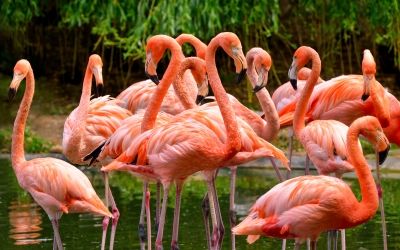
9, 59, 31, 101
361, 50, 377, 101
88, 54, 103, 97
358, 116, 390, 164
210, 32, 247, 84
288, 46, 319, 91
145, 35, 181, 84
247, 48, 272, 93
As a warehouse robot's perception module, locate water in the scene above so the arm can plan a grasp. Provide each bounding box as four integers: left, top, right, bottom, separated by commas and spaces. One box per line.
0, 157, 399, 249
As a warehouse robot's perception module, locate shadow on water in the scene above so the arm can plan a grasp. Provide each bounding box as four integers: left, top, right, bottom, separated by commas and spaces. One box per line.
0, 157, 399, 249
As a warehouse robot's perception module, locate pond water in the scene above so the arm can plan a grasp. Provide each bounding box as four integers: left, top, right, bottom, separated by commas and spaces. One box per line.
0, 157, 399, 250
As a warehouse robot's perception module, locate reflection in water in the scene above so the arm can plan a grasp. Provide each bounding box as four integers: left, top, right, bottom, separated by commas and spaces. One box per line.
8, 201, 43, 245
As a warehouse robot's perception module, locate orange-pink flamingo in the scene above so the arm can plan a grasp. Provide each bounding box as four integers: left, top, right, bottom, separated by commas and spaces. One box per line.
233, 115, 389, 250
175, 33, 207, 60
62, 54, 131, 250
8, 59, 112, 250
101, 32, 289, 250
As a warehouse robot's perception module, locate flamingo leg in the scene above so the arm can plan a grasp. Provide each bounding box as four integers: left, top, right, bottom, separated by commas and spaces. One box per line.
327, 231, 332, 250
145, 186, 152, 250
51, 218, 63, 250
294, 241, 301, 250
138, 181, 148, 250
333, 230, 338, 250
305, 154, 310, 175
307, 238, 311, 250
287, 127, 294, 179
311, 240, 317, 250
52, 219, 59, 250
155, 181, 161, 232
281, 239, 287, 250
340, 229, 346, 250
270, 158, 284, 182
171, 180, 184, 250
207, 174, 224, 250
375, 151, 388, 250
101, 172, 110, 250
229, 166, 237, 250
155, 182, 171, 250
201, 192, 212, 250
107, 185, 120, 250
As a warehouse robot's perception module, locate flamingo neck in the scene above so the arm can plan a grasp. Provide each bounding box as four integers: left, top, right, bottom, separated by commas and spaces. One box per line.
141, 44, 184, 132
173, 59, 198, 110
205, 38, 241, 157
246, 54, 279, 140
370, 80, 390, 128
11, 70, 35, 167
176, 35, 206, 59
293, 51, 321, 138
76, 65, 93, 120
347, 124, 379, 222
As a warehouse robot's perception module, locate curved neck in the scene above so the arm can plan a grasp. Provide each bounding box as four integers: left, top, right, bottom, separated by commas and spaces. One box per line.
76, 65, 93, 119
347, 124, 379, 222
293, 52, 321, 137
173, 60, 198, 110
370, 79, 390, 128
206, 38, 241, 157
176, 35, 207, 59
141, 44, 185, 132
246, 55, 279, 140
11, 70, 35, 167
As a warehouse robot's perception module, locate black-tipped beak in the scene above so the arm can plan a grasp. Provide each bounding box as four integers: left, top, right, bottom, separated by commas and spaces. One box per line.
96, 84, 104, 97
378, 145, 390, 165
361, 93, 369, 101
146, 72, 160, 84
8, 88, 16, 102
260, 113, 265, 119
253, 85, 264, 93
236, 68, 247, 84
290, 79, 297, 90
196, 95, 205, 105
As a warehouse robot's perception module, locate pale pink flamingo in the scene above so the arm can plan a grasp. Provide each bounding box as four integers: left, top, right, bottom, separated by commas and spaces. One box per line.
232, 115, 389, 250
62, 54, 131, 250
101, 32, 289, 250
8, 59, 112, 250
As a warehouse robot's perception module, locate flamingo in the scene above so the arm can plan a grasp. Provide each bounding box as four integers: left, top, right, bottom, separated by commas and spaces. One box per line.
8, 59, 112, 250
62, 54, 131, 250
232, 115, 389, 250
175, 33, 207, 60
101, 32, 289, 250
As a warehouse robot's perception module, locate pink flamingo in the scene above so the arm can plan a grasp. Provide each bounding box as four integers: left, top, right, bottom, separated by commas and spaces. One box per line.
101, 32, 289, 250
8, 59, 112, 250
232, 115, 389, 250
62, 54, 131, 250
175, 33, 207, 60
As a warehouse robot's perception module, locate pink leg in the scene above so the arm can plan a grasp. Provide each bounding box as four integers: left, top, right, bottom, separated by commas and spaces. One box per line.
270, 158, 284, 182
287, 127, 294, 179
156, 182, 171, 250
51, 218, 63, 250
52, 219, 59, 250
155, 181, 161, 232
206, 175, 224, 250
145, 187, 152, 250
171, 180, 184, 250
107, 187, 120, 250
201, 192, 212, 250
229, 166, 237, 250
138, 181, 148, 250
305, 154, 310, 175
101, 172, 110, 250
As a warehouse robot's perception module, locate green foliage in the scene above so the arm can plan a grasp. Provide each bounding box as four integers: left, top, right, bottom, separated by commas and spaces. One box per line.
0, 127, 53, 153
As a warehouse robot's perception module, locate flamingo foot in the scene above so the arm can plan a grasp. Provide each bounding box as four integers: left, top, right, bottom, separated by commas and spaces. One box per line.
155, 241, 163, 250
171, 240, 180, 250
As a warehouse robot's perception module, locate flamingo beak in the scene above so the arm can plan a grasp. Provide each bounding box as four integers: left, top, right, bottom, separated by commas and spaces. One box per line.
196, 95, 205, 105
145, 52, 160, 84
288, 60, 298, 90
9, 73, 25, 102
361, 75, 372, 101
378, 145, 390, 165
233, 47, 247, 84
92, 66, 104, 97
253, 68, 268, 93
